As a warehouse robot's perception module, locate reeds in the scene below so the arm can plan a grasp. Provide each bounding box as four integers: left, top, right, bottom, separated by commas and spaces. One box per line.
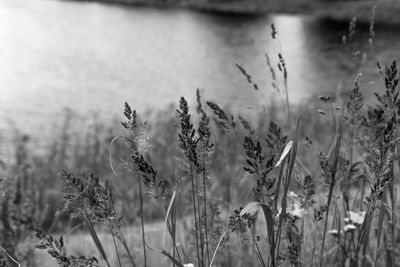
1, 71, 399, 266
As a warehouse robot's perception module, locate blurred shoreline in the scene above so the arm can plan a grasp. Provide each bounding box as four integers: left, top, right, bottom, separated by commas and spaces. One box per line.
66, 0, 400, 25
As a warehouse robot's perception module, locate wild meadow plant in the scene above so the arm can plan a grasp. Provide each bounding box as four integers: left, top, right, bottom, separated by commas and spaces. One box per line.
35, 170, 125, 267
0, 135, 46, 267
1, 72, 399, 267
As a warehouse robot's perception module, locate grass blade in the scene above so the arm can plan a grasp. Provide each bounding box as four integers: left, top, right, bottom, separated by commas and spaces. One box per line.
241, 202, 275, 266
275, 140, 293, 167
161, 250, 185, 267
376, 200, 386, 249
109, 135, 133, 176
286, 119, 299, 180
259, 203, 275, 261
164, 190, 177, 245
0, 244, 20, 267
332, 201, 341, 246
240, 202, 261, 215
209, 230, 227, 267
83, 215, 111, 267
110, 224, 122, 267
275, 119, 299, 266
319, 97, 346, 267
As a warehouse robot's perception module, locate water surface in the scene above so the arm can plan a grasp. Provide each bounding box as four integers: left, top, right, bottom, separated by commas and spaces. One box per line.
0, 0, 399, 143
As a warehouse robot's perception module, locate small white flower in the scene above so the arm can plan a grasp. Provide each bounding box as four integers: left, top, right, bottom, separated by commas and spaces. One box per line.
288, 191, 299, 198
184, 264, 194, 267
344, 211, 366, 225
275, 192, 305, 219
328, 229, 340, 236
344, 224, 357, 232
276, 206, 282, 217
287, 191, 305, 219
288, 203, 305, 219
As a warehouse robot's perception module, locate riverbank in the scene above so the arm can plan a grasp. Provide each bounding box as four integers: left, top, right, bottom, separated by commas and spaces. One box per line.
183, 0, 317, 16
315, 0, 400, 25
186, 0, 400, 25
67, 0, 400, 25
70, 0, 317, 15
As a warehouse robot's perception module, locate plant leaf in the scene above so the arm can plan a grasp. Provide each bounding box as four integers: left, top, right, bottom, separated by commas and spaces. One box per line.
163, 191, 177, 246
332, 201, 341, 245
83, 216, 110, 267
0, 244, 20, 267
240, 202, 261, 216
241, 202, 275, 263
377, 200, 386, 249
161, 250, 184, 267
209, 230, 227, 267
275, 140, 293, 167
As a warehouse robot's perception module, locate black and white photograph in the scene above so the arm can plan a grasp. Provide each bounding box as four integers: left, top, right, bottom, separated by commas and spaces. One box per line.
0, 0, 399, 266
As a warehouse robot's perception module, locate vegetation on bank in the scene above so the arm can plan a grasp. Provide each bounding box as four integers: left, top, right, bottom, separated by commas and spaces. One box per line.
68, 0, 400, 25
70, 0, 315, 15
183, 0, 316, 16
315, 0, 400, 25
